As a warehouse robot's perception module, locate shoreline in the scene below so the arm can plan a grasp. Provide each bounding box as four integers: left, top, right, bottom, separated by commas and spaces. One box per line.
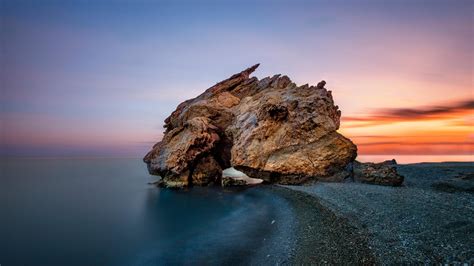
277, 162, 473, 264
269, 186, 376, 264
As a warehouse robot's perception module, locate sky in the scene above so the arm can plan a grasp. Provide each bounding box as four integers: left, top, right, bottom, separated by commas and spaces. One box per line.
1, 0, 473, 160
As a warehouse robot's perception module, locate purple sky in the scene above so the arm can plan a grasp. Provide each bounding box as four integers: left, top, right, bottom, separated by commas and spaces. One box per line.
1, 0, 472, 158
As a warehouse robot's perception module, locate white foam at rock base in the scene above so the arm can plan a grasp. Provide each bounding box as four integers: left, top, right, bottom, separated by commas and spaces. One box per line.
222, 167, 263, 185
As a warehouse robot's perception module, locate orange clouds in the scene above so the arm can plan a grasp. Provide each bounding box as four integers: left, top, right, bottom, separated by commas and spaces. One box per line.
340, 99, 474, 155
342, 100, 473, 126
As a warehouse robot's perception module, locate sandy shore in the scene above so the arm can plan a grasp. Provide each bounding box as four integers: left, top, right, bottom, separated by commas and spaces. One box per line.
279, 162, 473, 264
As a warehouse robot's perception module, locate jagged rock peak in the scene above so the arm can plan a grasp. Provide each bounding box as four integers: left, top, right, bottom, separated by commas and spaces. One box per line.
227, 63, 260, 81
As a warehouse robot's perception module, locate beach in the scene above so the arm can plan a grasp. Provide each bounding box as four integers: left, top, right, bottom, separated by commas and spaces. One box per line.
278, 162, 474, 264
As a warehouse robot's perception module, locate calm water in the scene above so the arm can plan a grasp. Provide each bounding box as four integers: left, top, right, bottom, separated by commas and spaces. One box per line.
0, 158, 293, 265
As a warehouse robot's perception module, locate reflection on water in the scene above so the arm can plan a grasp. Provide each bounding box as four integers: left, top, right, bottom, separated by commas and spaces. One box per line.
0, 158, 289, 265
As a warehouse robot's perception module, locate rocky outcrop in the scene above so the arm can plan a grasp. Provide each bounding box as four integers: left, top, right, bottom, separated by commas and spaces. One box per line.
144, 64, 401, 187
353, 160, 404, 186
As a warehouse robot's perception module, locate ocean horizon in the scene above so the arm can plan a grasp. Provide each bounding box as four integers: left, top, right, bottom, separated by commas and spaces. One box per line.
2, 155, 472, 164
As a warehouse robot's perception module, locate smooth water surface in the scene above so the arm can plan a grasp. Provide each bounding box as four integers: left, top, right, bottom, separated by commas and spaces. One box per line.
0, 158, 292, 265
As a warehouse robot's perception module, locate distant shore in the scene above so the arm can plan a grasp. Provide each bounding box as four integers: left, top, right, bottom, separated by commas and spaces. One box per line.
274, 162, 473, 264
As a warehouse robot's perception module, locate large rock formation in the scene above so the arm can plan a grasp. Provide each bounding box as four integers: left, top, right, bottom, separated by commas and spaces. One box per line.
144, 64, 381, 188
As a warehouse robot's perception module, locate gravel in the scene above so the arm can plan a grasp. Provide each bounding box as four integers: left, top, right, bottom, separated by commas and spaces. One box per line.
283, 162, 474, 264
271, 186, 376, 264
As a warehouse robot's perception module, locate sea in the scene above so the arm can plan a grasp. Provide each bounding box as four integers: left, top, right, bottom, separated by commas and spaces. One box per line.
0, 158, 294, 265
1, 155, 472, 265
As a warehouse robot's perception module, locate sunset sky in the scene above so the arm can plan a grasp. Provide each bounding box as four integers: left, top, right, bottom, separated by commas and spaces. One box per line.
1, 0, 472, 161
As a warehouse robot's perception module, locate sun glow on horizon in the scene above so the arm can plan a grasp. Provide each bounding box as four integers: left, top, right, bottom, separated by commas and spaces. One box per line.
340, 102, 473, 155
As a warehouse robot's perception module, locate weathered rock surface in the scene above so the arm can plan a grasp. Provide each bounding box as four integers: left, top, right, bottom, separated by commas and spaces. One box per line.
144, 64, 401, 187
221, 177, 248, 187
353, 160, 404, 186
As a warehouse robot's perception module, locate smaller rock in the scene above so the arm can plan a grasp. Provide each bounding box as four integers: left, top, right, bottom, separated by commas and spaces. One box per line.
353, 160, 404, 186
381, 159, 397, 165
221, 176, 248, 187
